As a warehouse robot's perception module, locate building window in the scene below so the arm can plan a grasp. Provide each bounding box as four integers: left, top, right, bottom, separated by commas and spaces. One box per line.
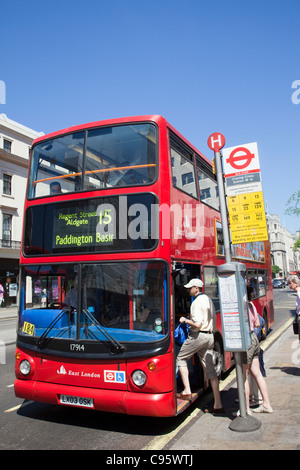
170, 147, 197, 198
3, 174, 12, 195
169, 131, 198, 199
200, 187, 211, 200
3, 139, 12, 153
196, 162, 220, 211
182, 172, 194, 186
2, 213, 12, 247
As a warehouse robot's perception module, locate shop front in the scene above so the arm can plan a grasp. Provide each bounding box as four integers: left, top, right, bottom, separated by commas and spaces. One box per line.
0, 258, 19, 307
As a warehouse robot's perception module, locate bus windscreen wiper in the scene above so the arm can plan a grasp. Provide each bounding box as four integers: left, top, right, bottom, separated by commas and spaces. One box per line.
37, 308, 71, 347
37, 307, 126, 353
82, 309, 126, 354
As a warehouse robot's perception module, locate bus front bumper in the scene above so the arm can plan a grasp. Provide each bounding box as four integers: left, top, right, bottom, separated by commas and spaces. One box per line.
14, 379, 176, 417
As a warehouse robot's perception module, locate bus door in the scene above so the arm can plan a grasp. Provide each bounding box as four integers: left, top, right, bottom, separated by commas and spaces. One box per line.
129, 262, 166, 333
172, 262, 205, 405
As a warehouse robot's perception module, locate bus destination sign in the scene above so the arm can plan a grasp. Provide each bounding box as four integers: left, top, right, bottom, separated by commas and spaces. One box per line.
24, 194, 158, 255
54, 204, 115, 249
52, 194, 158, 252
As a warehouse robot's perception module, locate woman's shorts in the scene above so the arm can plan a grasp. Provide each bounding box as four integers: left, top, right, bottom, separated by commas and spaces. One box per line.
242, 332, 260, 364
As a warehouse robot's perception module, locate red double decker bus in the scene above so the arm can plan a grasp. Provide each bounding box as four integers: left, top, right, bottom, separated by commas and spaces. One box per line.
14, 115, 274, 417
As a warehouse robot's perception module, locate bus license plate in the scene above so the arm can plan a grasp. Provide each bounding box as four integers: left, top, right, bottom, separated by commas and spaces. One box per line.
59, 395, 94, 408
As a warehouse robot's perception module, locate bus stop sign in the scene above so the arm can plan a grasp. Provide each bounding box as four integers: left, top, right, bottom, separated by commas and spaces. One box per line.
207, 132, 226, 152
225, 146, 255, 172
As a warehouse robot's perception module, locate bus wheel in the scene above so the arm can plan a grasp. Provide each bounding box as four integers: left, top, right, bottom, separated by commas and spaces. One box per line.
213, 337, 224, 377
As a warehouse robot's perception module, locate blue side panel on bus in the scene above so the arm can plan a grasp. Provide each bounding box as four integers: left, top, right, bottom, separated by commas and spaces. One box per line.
30, 326, 164, 342
20, 310, 164, 342
21, 309, 69, 329
79, 326, 164, 342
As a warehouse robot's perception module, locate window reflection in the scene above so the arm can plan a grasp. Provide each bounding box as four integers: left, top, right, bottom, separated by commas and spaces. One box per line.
28, 124, 157, 198
19, 262, 168, 344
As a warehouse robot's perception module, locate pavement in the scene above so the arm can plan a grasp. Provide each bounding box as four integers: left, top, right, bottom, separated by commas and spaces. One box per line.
2, 307, 300, 450
0, 306, 18, 345
163, 317, 300, 451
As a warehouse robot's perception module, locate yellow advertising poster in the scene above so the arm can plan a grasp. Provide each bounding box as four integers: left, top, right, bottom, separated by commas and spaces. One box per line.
227, 191, 268, 244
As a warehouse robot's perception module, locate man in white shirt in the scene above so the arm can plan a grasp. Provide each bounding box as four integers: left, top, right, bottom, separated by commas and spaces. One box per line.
62, 286, 77, 309
176, 278, 224, 413
62, 277, 78, 324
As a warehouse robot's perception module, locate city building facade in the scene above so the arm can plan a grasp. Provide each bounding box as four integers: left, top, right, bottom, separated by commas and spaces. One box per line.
0, 113, 43, 306
266, 213, 300, 278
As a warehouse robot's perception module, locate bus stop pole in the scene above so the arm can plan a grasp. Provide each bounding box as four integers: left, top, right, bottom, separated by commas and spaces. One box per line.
214, 150, 248, 420
214, 151, 232, 264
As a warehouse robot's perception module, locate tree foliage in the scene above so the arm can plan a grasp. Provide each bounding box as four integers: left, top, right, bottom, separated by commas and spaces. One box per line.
286, 191, 300, 250
293, 238, 300, 252
286, 190, 300, 217
271, 265, 281, 275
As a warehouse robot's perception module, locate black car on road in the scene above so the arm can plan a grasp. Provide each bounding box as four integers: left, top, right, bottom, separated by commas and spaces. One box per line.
273, 278, 285, 288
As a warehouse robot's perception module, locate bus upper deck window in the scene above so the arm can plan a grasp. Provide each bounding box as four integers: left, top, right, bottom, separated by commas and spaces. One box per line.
28, 124, 157, 198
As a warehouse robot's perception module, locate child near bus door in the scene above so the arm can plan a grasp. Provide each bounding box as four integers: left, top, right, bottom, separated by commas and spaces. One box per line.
176, 278, 224, 414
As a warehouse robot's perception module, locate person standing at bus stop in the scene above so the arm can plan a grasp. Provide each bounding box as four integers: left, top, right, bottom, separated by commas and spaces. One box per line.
240, 287, 273, 415
287, 275, 300, 341
176, 278, 224, 413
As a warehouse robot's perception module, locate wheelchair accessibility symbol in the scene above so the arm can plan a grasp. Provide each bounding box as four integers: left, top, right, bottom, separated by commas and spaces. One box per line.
104, 370, 126, 383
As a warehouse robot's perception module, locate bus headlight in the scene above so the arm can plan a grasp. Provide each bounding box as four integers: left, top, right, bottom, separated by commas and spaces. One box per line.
132, 369, 147, 387
19, 360, 31, 376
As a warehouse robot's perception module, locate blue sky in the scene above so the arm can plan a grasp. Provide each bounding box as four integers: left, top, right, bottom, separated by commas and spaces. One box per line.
1, 0, 299, 233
